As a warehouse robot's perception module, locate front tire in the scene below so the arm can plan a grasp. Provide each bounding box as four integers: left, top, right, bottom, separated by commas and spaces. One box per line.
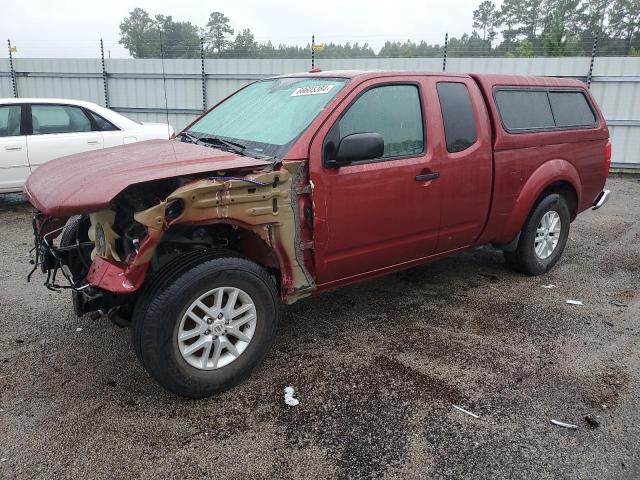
503, 193, 571, 275
59, 215, 92, 279
132, 256, 279, 398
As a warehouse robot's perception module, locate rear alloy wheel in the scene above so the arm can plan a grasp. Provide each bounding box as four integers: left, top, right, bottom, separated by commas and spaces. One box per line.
132, 256, 279, 398
503, 193, 571, 275
534, 210, 562, 259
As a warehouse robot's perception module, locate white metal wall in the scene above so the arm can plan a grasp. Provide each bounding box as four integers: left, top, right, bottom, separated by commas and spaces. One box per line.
1, 56, 638, 167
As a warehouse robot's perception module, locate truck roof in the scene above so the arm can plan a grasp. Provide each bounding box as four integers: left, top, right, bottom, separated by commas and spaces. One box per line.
276, 70, 586, 89
469, 73, 585, 90
275, 70, 470, 80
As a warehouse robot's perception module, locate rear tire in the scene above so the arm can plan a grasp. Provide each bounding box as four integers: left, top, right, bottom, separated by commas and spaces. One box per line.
503, 193, 571, 275
132, 255, 279, 398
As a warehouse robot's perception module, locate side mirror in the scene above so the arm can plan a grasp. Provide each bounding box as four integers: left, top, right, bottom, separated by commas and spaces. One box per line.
329, 133, 384, 167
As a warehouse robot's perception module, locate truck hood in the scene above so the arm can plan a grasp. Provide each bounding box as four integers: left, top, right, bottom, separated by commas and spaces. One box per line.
25, 139, 271, 217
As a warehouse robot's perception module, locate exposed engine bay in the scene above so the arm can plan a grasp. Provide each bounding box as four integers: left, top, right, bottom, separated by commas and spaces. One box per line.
28, 161, 316, 318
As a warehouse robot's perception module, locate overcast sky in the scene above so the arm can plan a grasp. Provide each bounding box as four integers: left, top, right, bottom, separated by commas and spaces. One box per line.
1, 0, 493, 58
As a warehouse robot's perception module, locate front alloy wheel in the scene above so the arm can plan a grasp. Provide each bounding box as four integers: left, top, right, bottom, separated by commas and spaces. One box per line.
132, 255, 279, 398
178, 287, 257, 370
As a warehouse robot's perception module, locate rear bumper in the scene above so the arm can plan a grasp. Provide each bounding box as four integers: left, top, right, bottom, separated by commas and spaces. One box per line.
592, 189, 611, 210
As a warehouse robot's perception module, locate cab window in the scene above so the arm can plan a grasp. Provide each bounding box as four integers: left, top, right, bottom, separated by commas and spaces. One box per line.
331, 84, 424, 161
437, 82, 478, 153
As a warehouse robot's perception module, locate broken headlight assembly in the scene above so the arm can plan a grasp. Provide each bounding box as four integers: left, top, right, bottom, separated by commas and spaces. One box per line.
165, 199, 185, 222
88, 210, 121, 261
95, 223, 106, 256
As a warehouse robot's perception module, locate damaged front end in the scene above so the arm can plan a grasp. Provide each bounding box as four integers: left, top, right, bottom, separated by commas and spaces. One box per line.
28, 161, 316, 317
28, 210, 138, 317
28, 213, 88, 291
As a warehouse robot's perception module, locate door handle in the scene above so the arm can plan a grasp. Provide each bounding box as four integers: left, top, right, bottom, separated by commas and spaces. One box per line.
87, 140, 100, 145
5, 146, 22, 151
415, 172, 440, 181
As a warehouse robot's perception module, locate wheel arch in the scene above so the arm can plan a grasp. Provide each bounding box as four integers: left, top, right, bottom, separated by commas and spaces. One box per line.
497, 159, 581, 244
165, 220, 282, 273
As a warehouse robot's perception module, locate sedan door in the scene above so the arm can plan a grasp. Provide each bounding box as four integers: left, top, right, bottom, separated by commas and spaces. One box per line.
26, 104, 103, 171
83, 108, 125, 148
0, 104, 30, 193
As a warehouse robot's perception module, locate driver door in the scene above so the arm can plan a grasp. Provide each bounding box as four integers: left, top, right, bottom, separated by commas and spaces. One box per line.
309, 77, 441, 287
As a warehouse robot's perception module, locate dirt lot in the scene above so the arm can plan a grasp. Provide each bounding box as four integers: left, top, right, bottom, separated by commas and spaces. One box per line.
1, 176, 639, 479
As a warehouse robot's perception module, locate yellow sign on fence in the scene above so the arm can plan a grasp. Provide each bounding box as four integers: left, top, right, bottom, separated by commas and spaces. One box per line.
312, 43, 324, 53
10, 46, 17, 53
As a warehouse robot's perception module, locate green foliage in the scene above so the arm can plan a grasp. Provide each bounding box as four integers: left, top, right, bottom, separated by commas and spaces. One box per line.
232, 29, 259, 56
378, 40, 442, 57
608, 0, 640, 53
473, 0, 500, 46
119, 8, 200, 58
119, 2, 640, 59
205, 12, 234, 54
543, 11, 579, 56
516, 38, 535, 56
119, 8, 161, 58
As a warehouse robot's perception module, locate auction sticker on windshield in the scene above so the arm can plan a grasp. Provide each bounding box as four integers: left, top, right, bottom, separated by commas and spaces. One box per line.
291, 85, 336, 96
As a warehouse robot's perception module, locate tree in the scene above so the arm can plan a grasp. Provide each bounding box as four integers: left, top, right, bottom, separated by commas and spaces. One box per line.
544, 11, 573, 55
473, 0, 500, 48
119, 9, 201, 58
516, 38, 535, 56
541, 0, 585, 35
499, 0, 545, 41
155, 15, 201, 58
608, 0, 640, 53
579, 0, 610, 35
119, 8, 161, 58
205, 12, 234, 54
232, 29, 258, 56
522, 0, 545, 39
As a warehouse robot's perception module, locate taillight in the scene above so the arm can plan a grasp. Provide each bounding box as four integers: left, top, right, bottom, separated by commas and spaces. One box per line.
604, 141, 612, 177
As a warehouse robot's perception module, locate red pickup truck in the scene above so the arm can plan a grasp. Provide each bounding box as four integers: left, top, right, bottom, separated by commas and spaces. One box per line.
25, 70, 611, 398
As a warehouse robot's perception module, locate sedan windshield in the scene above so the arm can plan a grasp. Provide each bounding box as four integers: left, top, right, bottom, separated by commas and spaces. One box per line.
186, 77, 347, 158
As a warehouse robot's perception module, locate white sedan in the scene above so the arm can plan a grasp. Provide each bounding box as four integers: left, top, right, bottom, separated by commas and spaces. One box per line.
0, 98, 174, 193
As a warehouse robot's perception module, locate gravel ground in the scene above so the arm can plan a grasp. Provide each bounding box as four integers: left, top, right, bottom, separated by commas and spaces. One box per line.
1, 176, 639, 479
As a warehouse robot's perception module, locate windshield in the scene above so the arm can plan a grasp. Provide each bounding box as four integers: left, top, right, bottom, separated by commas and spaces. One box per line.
187, 77, 347, 158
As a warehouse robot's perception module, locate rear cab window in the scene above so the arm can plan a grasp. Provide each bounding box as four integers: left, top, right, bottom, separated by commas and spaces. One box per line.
437, 82, 478, 152
494, 88, 597, 133
548, 91, 596, 128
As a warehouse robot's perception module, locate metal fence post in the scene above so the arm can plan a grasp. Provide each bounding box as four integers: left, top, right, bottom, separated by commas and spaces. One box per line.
442, 33, 448, 72
7, 39, 18, 98
587, 31, 599, 89
311, 35, 315, 70
200, 37, 207, 112
100, 38, 110, 107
